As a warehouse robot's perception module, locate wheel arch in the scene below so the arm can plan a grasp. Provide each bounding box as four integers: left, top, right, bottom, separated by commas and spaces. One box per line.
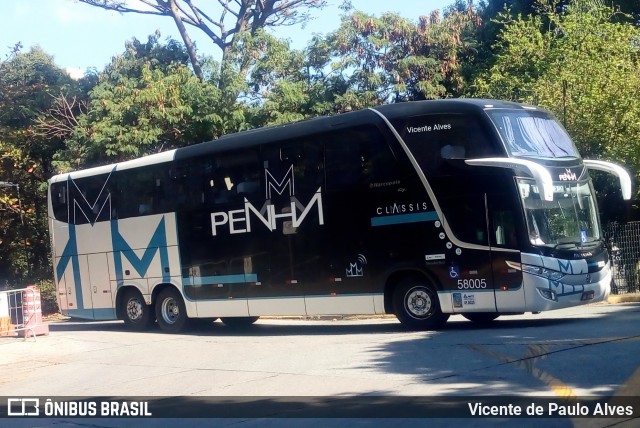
115, 284, 147, 321
383, 268, 442, 315
150, 282, 179, 303
150, 281, 196, 317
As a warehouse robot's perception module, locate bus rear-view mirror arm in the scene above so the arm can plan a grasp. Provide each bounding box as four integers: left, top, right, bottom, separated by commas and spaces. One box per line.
464, 158, 555, 202
583, 159, 632, 200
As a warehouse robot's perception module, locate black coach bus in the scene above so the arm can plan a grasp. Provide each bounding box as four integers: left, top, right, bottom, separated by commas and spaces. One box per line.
48, 99, 631, 332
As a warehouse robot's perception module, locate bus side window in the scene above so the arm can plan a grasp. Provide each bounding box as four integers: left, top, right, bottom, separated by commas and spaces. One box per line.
489, 195, 520, 249
51, 182, 68, 223
204, 149, 260, 207
396, 114, 499, 177
68, 174, 113, 224
114, 166, 167, 219
440, 195, 488, 245
493, 211, 518, 248
170, 160, 208, 211
325, 126, 396, 191
261, 138, 323, 200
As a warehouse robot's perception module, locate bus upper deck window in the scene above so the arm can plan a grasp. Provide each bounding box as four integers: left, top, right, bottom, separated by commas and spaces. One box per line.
57, 185, 66, 204
441, 145, 465, 159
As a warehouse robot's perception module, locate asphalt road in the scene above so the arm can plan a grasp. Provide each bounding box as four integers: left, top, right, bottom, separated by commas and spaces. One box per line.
1, 302, 640, 427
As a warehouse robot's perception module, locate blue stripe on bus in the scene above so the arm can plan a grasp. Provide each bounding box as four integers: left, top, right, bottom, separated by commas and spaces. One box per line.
370, 211, 439, 227
65, 308, 116, 320
182, 274, 258, 286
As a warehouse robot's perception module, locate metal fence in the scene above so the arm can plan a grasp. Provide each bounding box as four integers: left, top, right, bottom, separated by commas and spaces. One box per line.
604, 222, 640, 294
0, 286, 49, 339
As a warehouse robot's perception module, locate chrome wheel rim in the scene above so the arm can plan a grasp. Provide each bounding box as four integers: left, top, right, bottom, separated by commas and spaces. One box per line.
160, 297, 180, 325
405, 287, 432, 318
126, 297, 143, 322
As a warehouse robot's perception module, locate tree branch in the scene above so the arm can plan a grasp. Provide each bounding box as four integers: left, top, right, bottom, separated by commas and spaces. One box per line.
34, 93, 87, 140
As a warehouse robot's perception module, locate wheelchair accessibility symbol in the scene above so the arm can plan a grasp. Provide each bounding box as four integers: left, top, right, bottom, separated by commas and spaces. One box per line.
449, 265, 460, 279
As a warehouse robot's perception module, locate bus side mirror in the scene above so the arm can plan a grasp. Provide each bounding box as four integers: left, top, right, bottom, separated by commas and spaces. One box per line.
465, 157, 555, 201
583, 159, 632, 200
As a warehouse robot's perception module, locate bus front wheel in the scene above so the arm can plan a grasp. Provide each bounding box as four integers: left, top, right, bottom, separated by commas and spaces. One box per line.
155, 288, 188, 333
393, 278, 449, 330
122, 288, 154, 331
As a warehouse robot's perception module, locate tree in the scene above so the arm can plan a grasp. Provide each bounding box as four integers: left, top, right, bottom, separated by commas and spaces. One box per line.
246, 2, 484, 126
0, 46, 77, 283
473, 1, 640, 220
313, 1, 482, 108
77, 0, 327, 82
57, 34, 240, 169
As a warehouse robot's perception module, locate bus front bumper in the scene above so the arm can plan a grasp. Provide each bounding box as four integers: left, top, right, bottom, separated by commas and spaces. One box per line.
522, 266, 611, 312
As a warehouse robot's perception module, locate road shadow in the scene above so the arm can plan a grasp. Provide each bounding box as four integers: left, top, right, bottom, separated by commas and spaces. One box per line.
45, 305, 636, 337
358, 303, 640, 396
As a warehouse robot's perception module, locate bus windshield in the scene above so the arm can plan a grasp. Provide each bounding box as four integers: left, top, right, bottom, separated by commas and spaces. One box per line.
487, 110, 579, 159
519, 179, 601, 247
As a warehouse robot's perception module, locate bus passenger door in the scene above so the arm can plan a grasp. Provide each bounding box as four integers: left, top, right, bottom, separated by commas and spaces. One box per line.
440, 190, 497, 314
87, 252, 116, 320
486, 193, 525, 312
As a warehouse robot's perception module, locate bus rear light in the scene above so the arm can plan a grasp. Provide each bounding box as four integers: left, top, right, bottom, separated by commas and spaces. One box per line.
581, 290, 595, 301
537, 288, 557, 302
500, 285, 509, 291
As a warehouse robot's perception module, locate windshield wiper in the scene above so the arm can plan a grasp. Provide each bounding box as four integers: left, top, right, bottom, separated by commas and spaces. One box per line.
553, 240, 600, 250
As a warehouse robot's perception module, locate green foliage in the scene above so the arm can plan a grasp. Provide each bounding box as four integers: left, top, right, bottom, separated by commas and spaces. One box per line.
0, 46, 77, 286
58, 35, 245, 169
473, 0, 640, 220
36, 279, 58, 315
249, 4, 484, 127
317, 4, 483, 104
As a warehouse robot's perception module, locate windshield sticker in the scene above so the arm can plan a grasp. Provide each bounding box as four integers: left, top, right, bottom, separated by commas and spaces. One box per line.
453, 292, 462, 308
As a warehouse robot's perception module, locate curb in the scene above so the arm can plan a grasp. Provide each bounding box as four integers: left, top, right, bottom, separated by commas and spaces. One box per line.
607, 293, 640, 304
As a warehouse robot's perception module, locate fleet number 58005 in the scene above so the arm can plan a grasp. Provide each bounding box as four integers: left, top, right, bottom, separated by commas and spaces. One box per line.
457, 279, 487, 289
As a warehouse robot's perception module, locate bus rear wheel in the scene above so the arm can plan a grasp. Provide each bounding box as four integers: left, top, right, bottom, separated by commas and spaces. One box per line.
122, 289, 154, 331
462, 313, 499, 324
155, 288, 188, 333
220, 316, 259, 328
393, 278, 449, 330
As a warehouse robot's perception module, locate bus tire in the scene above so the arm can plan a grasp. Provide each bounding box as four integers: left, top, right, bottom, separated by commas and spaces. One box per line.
462, 313, 499, 324
220, 316, 259, 328
122, 288, 154, 331
393, 278, 449, 330
155, 287, 188, 333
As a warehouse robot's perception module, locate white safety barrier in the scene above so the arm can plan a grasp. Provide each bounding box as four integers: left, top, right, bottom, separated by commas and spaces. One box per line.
0, 286, 49, 340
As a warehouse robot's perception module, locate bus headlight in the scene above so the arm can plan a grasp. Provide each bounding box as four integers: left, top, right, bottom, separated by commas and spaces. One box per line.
506, 261, 565, 281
